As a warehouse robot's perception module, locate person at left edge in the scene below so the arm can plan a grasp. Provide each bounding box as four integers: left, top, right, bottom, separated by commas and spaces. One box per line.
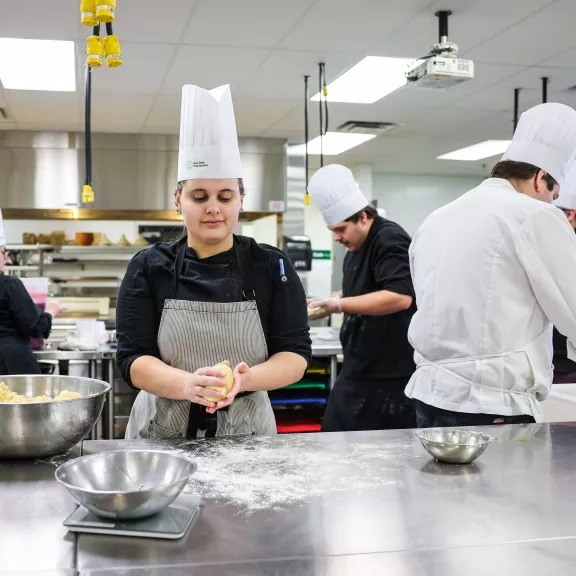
552, 164, 576, 384
116, 84, 311, 440
0, 209, 66, 375
307, 165, 417, 432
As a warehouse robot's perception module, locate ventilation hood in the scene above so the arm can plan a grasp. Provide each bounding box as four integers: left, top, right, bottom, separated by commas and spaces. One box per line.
0, 131, 286, 218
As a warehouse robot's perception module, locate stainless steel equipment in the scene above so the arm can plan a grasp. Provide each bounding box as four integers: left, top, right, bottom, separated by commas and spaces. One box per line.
0, 375, 110, 459
55, 450, 196, 520
5, 424, 576, 574
415, 428, 494, 464
0, 132, 286, 212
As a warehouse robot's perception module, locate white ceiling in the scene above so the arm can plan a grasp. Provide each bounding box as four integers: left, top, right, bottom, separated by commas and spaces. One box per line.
1, 0, 576, 175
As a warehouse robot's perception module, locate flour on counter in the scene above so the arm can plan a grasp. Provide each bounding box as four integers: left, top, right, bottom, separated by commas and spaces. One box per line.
177, 436, 404, 514
36, 449, 77, 467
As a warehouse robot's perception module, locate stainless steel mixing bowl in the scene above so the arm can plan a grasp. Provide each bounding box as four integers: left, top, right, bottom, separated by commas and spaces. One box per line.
0, 375, 110, 459
416, 428, 495, 464
55, 450, 197, 520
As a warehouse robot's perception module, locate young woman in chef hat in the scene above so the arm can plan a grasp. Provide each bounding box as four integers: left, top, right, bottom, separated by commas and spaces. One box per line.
117, 85, 311, 439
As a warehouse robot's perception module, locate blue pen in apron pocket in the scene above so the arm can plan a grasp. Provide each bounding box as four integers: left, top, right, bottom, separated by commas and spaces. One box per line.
279, 258, 288, 283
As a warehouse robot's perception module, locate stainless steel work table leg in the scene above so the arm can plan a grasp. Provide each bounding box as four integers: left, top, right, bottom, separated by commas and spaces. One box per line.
89, 359, 98, 440
106, 358, 115, 440
330, 355, 338, 389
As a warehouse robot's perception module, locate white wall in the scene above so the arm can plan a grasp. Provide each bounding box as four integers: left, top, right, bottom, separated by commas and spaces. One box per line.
304, 202, 332, 250
371, 173, 483, 235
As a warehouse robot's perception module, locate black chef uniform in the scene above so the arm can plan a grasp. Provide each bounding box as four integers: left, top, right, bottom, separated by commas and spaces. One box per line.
553, 329, 576, 383
116, 235, 312, 438
322, 216, 417, 432
0, 275, 52, 375
552, 228, 576, 383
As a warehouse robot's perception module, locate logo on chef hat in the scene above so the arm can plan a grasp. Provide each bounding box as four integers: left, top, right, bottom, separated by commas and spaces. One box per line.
186, 160, 208, 170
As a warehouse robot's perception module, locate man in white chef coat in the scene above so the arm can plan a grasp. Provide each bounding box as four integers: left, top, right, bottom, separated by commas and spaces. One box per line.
406, 102, 576, 427
552, 165, 576, 384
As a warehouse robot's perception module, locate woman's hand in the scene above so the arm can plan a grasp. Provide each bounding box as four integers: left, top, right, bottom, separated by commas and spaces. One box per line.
183, 366, 229, 409
206, 362, 249, 414
46, 300, 67, 318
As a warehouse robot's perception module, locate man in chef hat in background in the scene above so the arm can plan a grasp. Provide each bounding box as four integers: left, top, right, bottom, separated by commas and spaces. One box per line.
307, 164, 417, 432
552, 163, 576, 384
407, 102, 576, 428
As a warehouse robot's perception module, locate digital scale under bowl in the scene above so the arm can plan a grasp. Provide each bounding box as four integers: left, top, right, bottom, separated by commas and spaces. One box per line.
64, 493, 203, 539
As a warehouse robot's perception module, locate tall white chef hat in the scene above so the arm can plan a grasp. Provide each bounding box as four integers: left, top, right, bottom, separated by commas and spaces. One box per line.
308, 164, 369, 226
177, 84, 242, 182
501, 102, 576, 188
554, 161, 576, 210
0, 209, 5, 246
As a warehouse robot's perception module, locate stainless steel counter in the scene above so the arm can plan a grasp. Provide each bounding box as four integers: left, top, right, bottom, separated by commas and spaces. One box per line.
64, 423, 576, 574
0, 446, 80, 575
4, 424, 576, 574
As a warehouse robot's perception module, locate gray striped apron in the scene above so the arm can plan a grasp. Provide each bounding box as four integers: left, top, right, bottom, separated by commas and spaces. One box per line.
125, 238, 276, 440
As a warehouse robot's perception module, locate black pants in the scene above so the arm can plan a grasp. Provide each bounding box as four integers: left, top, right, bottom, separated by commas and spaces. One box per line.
322, 376, 416, 432
415, 400, 536, 428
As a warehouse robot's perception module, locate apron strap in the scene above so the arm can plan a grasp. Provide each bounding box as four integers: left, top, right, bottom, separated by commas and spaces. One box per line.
168, 237, 188, 300
234, 236, 256, 301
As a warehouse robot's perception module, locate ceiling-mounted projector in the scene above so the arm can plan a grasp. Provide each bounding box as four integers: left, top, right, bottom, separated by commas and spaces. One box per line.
406, 10, 474, 90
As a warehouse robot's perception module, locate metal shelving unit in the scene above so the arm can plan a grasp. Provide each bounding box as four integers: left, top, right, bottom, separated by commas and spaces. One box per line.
6, 244, 53, 276
5, 244, 143, 305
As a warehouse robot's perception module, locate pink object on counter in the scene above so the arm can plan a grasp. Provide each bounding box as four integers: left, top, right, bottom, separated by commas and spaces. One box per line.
20, 278, 49, 350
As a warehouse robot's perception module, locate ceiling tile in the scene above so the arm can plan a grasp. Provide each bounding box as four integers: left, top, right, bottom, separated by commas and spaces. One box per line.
101, 0, 197, 43
145, 95, 181, 130
15, 121, 83, 132
82, 43, 177, 94
183, 0, 315, 48
160, 45, 270, 94
466, 0, 576, 66
91, 93, 155, 130
374, 0, 557, 57
237, 50, 364, 100
5, 91, 80, 125
0, 0, 83, 40
234, 99, 298, 135
453, 66, 576, 113
280, 0, 432, 52
539, 47, 576, 70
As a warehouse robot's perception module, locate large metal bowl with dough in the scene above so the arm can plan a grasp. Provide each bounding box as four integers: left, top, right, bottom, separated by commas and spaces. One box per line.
0, 375, 110, 459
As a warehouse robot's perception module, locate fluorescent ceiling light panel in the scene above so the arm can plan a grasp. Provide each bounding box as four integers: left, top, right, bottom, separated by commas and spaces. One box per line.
0, 38, 76, 91
311, 56, 415, 104
288, 132, 376, 156
437, 140, 512, 161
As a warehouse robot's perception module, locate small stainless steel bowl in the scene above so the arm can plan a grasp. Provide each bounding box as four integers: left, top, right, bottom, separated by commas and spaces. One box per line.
55, 450, 196, 520
416, 428, 494, 464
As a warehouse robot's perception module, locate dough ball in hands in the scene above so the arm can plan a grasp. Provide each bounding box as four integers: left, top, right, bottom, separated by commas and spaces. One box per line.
205, 363, 234, 403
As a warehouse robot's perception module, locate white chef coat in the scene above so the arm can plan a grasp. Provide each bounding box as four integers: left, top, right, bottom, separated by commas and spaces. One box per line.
405, 178, 576, 422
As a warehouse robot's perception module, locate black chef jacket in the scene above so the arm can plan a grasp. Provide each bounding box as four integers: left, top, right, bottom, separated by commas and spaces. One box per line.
553, 328, 576, 375
0, 275, 52, 375
552, 228, 576, 377
116, 235, 312, 388
339, 216, 416, 383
